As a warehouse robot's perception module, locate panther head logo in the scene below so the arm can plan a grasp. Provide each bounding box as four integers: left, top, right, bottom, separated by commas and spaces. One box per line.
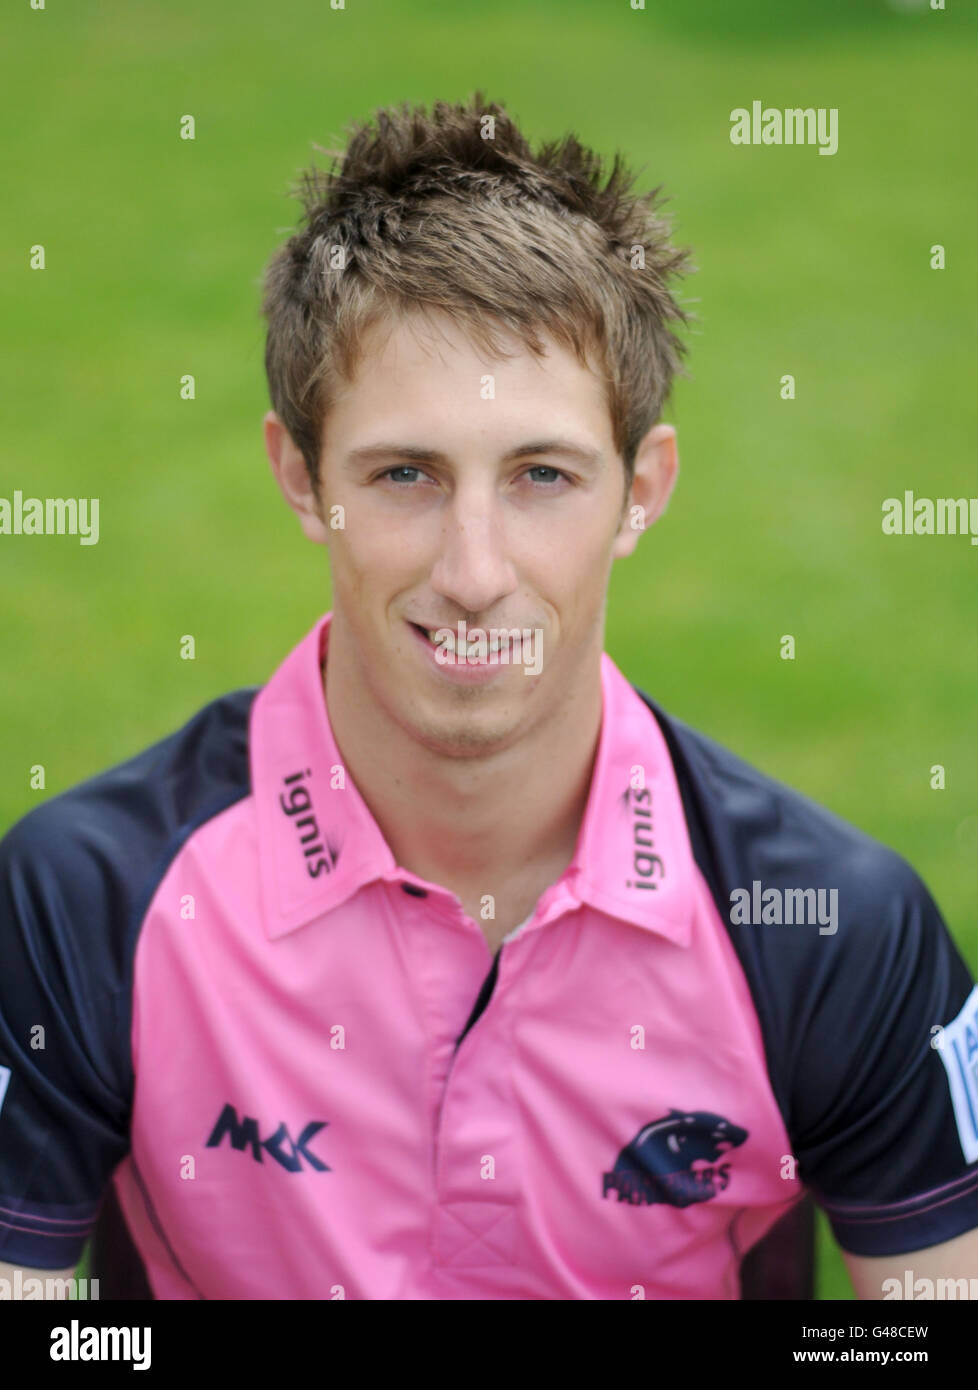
603, 1109, 749, 1207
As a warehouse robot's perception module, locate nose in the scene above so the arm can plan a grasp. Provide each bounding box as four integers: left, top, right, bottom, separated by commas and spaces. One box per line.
428, 488, 519, 616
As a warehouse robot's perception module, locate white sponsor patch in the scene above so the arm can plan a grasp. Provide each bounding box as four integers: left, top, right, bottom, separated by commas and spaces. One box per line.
0, 1065, 10, 1117
936, 985, 978, 1163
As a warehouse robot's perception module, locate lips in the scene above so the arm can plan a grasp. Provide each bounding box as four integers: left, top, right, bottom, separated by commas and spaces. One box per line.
410, 622, 509, 658
404, 617, 508, 684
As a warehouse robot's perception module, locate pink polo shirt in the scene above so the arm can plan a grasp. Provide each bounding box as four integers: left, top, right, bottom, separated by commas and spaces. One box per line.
115, 610, 800, 1298
4, 609, 977, 1295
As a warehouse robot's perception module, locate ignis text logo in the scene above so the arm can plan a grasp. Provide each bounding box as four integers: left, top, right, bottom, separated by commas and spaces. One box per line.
279, 769, 335, 879
625, 786, 664, 892
730, 102, 838, 156
430, 621, 543, 674
729, 881, 838, 935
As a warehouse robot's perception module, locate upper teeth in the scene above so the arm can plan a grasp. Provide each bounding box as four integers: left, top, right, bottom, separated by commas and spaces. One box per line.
428, 629, 503, 654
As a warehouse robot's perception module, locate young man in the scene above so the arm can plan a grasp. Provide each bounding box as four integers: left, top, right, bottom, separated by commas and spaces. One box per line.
1, 95, 976, 1301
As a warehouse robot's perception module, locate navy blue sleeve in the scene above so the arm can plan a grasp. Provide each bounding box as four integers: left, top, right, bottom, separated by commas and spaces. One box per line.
781, 854, 978, 1257
0, 688, 256, 1269
636, 689, 978, 1259
0, 802, 133, 1268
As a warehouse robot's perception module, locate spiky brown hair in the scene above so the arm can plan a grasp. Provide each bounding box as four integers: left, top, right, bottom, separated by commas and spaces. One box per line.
260, 92, 695, 498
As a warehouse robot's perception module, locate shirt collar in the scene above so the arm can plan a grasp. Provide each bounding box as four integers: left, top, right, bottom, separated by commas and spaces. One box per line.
251, 610, 696, 946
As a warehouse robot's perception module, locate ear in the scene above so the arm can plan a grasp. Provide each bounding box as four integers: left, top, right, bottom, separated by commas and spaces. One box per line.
611, 423, 678, 559
263, 410, 330, 546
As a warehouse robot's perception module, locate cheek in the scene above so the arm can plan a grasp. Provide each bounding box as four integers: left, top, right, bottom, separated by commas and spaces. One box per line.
333, 531, 392, 580
330, 530, 422, 613
537, 531, 614, 604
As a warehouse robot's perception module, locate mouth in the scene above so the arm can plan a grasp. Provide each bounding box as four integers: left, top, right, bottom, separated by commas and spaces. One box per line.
408, 622, 506, 660
405, 618, 521, 686
409, 621, 443, 648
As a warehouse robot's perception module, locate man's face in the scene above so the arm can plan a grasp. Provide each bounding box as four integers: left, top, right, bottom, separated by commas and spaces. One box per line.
294, 311, 659, 758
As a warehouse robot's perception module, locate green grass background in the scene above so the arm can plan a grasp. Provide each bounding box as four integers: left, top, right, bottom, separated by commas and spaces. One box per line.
2, 0, 976, 1300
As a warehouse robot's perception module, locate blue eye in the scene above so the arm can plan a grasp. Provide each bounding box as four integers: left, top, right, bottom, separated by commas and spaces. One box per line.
382, 466, 425, 484
377, 464, 570, 488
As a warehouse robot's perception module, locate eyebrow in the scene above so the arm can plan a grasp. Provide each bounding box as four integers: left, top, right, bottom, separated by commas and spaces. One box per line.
345, 439, 603, 468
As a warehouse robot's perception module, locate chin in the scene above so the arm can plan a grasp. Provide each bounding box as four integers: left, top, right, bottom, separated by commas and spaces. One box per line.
400, 705, 520, 758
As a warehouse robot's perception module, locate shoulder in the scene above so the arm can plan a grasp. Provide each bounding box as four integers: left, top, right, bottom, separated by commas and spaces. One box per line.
0, 686, 259, 957
633, 689, 978, 1255
3, 686, 257, 855
635, 687, 924, 915
0, 692, 259, 1261
633, 686, 973, 1127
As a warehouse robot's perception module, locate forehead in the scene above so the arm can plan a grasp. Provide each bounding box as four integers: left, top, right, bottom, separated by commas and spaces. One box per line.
329, 308, 613, 440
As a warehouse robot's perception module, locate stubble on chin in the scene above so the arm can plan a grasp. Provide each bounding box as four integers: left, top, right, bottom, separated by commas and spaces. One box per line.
394, 688, 528, 760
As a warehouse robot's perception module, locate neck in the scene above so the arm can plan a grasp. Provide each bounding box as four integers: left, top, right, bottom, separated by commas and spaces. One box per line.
322, 622, 604, 896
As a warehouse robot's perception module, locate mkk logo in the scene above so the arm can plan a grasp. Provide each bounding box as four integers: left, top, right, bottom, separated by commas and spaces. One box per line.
603, 1109, 748, 1207
206, 1103, 331, 1173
